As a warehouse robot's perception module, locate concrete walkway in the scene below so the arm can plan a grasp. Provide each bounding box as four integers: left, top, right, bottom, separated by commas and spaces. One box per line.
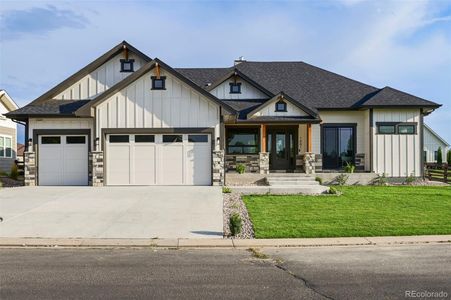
0, 186, 223, 239
1, 235, 449, 248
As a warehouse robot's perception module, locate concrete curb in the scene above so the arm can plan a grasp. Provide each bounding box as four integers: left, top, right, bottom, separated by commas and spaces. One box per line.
1, 235, 450, 249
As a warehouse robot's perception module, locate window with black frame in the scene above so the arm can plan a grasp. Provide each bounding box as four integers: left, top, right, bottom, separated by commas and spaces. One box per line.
226, 128, 259, 154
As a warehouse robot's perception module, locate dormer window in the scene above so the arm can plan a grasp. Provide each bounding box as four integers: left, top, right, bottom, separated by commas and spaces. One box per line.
151, 76, 166, 90
120, 59, 134, 72
275, 100, 287, 112
229, 82, 241, 94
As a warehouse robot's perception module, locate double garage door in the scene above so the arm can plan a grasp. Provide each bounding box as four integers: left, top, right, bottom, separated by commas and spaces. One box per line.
38, 135, 89, 186
106, 133, 212, 185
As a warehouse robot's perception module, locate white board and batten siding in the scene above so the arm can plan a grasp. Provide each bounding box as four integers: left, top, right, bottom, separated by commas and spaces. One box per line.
372, 109, 422, 177
250, 100, 309, 118
311, 110, 370, 171
96, 69, 221, 149
210, 78, 268, 99
54, 53, 147, 100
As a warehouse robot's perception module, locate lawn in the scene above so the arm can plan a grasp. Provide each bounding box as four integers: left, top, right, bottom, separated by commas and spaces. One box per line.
242, 186, 451, 238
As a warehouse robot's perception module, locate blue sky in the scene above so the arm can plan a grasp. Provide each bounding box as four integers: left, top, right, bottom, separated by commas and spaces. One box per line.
1, 0, 450, 144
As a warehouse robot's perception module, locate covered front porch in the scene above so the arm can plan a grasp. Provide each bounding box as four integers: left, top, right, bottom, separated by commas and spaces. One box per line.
224, 123, 321, 174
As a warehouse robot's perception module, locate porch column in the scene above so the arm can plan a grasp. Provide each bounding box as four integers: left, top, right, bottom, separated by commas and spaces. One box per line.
304, 123, 316, 174
307, 123, 312, 152
259, 124, 269, 174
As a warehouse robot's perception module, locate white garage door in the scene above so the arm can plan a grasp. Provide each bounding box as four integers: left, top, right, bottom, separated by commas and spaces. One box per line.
106, 133, 211, 185
38, 135, 89, 186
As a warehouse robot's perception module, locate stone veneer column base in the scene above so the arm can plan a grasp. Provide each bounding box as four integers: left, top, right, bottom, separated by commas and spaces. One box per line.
259, 152, 269, 174
212, 150, 225, 186
303, 152, 316, 174
24, 151, 36, 186
89, 151, 104, 187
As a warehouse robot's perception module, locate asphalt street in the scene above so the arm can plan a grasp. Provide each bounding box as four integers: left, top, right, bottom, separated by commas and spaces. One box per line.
1, 244, 450, 300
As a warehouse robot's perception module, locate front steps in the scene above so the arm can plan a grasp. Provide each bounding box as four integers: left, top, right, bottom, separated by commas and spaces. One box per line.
266, 173, 329, 194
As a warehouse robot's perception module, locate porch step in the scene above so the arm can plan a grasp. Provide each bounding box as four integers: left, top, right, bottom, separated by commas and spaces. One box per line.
230, 185, 330, 195
268, 173, 311, 177
267, 179, 320, 186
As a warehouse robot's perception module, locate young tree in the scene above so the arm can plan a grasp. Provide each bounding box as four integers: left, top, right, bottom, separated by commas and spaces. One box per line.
437, 146, 443, 164
447, 149, 451, 165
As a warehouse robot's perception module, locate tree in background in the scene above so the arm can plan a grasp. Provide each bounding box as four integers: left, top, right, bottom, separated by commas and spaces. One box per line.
447, 149, 451, 165
436, 147, 442, 164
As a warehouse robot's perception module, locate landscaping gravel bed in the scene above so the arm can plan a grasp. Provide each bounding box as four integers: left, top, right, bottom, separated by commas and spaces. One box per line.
0, 177, 24, 187
223, 193, 254, 239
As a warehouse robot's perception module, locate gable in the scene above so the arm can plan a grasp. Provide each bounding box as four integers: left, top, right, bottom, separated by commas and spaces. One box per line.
54, 52, 147, 100
96, 67, 220, 132
249, 98, 309, 118
210, 76, 269, 100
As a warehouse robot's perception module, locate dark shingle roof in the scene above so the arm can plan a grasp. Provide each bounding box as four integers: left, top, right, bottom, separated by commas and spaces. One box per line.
176, 67, 232, 88
220, 99, 267, 120
6, 100, 90, 118
361, 86, 439, 107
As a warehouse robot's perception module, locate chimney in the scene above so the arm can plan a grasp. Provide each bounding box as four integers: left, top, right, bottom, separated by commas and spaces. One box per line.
234, 56, 246, 66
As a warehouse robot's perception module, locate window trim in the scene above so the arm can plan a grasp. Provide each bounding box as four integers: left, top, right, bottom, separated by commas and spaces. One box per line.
226, 127, 260, 155
0, 135, 13, 158
229, 82, 242, 94
41, 136, 61, 145
162, 134, 183, 143
275, 100, 287, 112
376, 122, 417, 135
120, 59, 135, 72
151, 76, 166, 90
109, 135, 130, 143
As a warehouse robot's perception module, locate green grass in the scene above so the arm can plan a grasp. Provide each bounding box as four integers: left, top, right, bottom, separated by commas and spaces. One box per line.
243, 186, 451, 238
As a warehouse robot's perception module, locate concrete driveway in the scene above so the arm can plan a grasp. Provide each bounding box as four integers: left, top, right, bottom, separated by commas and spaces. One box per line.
0, 186, 223, 239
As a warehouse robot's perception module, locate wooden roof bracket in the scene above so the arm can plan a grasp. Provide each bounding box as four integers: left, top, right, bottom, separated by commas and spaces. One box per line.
123, 44, 129, 60
155, 62, 161, 79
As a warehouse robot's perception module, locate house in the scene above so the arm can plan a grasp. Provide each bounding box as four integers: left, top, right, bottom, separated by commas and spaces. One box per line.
0, 90, 19, 173
423, 124, 449, 163
6, 41, 441, 186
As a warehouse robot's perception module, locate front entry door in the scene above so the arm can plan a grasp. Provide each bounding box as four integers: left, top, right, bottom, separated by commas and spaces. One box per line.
322, 125, 356, 170
267, 128, 296, 170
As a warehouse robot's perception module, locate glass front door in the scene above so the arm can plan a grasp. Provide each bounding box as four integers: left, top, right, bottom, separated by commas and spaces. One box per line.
322, 125, 355, 169
267, 128, 296, 170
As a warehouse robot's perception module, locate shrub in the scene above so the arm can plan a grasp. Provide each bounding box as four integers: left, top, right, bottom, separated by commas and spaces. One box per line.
222, 186, 232, 193
343, 162, 355, 173
447, 150, 451, 165
9, 164, 19, 181
329, 186, 338, 194
229, 213, 242, 236
404, 173, 416, 185
437, 147, 443, 164
315, 176, 323, 185
236, 164, 246, 174
372, 173, 388, 186
335, 174, 349, 186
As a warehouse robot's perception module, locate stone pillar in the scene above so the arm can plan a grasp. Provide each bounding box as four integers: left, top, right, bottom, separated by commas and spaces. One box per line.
212, 150, 225, 186
259, 152, 269, 174
355, 153, 365, 171
24, 151, 36, 186
303, 152, 316, 174
89, 151, 104, 187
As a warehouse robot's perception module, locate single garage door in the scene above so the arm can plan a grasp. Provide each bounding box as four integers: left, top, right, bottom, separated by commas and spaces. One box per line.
38, 135, 89, 186
106, 133, 211, 185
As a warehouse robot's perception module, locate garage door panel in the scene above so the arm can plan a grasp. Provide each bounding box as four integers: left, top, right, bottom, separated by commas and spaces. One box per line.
134, 145, 156, 185
186, 144, 211, 185
160, 145, 184, 185
107, 144, 131, 185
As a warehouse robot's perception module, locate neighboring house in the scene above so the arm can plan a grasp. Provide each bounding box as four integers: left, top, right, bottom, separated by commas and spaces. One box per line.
0, 90, 19, 173
6, 41, 442, 186
423, 124, 449, 163
16, 143, 25, 162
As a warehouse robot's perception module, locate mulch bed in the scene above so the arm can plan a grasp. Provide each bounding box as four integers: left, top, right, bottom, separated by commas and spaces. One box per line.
0, 176, 24, 187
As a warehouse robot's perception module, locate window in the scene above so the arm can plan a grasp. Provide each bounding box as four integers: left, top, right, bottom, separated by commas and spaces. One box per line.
0, 136, 12, 158
109, 135, 129, 143
151, 76, 166, 90
163, 135, 182, 143
376, 122, 417, 135
275, 101, 287, 112
120, 59, 134, 72
41, 136, 61, 144
434, 151, 438, 161
229, 82, 241, 94
377, 124, 396, 134
188, 135, 208, 143
226, 128, 259, 154
135, 135, 155, 143
398, 125, 415, 134
66, 136, 86, 144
